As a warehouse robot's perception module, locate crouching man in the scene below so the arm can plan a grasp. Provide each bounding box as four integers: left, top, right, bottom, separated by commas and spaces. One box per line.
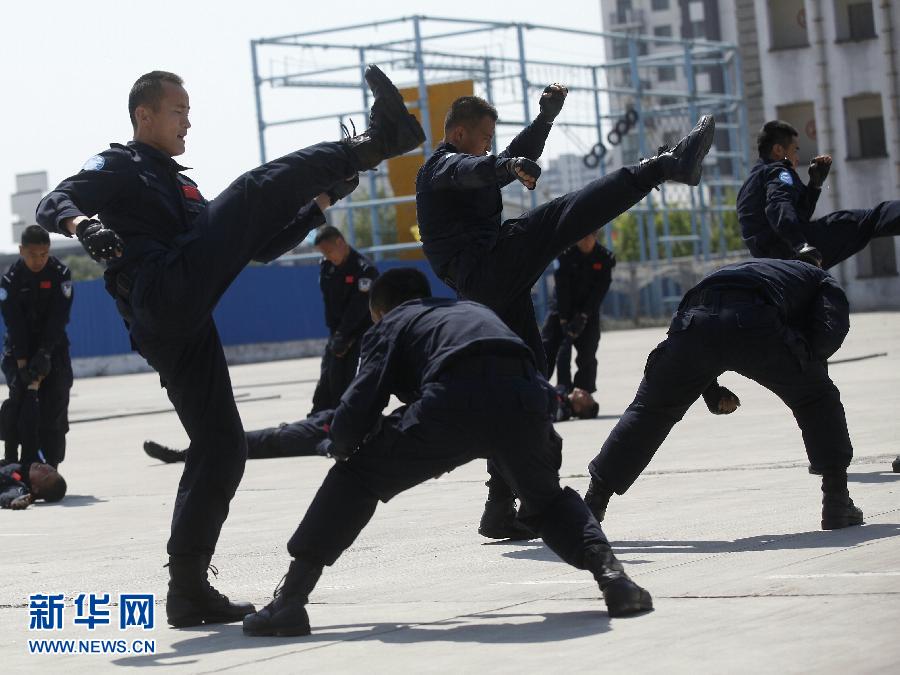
243, 268, 652, 636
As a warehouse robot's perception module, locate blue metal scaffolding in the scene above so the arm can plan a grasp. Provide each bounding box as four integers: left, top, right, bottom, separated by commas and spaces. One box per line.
249, 15, 749, 318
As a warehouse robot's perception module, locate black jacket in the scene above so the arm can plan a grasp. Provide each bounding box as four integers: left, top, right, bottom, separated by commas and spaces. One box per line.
36, 142, 206, 270
0, 462, 31, 508
552, 243, 616, 319
415, 120, 553, 279
737, 158, 821, 259
329, 298, 534, 455
683, 258, 849, 361
0, 258, 73, 361
320, 249, 379, 340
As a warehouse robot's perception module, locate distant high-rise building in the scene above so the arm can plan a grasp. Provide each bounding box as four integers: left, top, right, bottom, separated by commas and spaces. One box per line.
10, 171, 48, 244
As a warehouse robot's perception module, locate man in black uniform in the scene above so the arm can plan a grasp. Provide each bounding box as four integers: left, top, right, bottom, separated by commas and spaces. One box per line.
143, 409, 334, 463
542, 232, 615, 403
738, 120, 900, 269
415, 91, 715, 536
0, 459, 67, 509
36, 67, 424, 627
242, 268, 652, 637
0, 226, 74, 467
310, 225, 379, 413
582, 258, 864, 531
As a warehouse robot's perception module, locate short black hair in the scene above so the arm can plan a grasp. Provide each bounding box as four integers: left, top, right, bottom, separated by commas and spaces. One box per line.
21, 225, 50, 247
313, 225, 345, 246
369, 268, 432, 316
757, 120, 799, 158
444, 96, 498, 132
576, 400, 600, 419
39, 472, 67, 503
129, 71, 184, 129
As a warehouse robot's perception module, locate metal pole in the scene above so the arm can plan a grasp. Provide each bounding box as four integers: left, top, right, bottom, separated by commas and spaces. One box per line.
684, 43, 710, 261
250, 40, 267, 164
413, 16, 433, 157
358, 48, 381, 254
590, 66, 607, 177
338, 114, 355, 247
484, 57, 498, 155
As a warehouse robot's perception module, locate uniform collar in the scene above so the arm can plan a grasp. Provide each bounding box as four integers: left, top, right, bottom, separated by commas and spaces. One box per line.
437, 141, 457, 153
126, 140, 192, 171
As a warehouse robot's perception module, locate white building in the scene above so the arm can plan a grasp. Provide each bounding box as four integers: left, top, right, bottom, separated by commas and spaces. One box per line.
601, 0, 900, 309
745, 0, 899, 309
10, 171, 48, 245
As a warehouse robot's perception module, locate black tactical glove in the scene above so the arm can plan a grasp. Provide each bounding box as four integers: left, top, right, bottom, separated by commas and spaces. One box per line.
327, 174, 360, 206
537, 83, 568, 124
807, 156, 831, 190
702, 383, 741, 415
566, 313, 588, 339
329, 332, 351, 357
317, 438, 355, 462
795, 244, 823, 268
501, 157, 541, 190
75, 218, 124, 262
27, 349, 52, 380
17, 366, 33, 387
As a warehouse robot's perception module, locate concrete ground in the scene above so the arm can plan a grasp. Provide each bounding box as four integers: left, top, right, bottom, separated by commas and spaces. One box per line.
1, 312, 898, 673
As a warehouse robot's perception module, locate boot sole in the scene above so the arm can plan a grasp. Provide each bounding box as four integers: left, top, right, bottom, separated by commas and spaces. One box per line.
682, 115, 715, 186
477, 526, 536, 541
144, 442, 184, 463
821, 517, 864, 530
168, 609, 256, 628
243, 624, 311, 637
364, 65, 426, 153
605, 587, 654, 618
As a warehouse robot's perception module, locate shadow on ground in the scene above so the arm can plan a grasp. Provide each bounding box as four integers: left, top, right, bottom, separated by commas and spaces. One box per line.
500, 523, 900, 560
113, 610, 612, 667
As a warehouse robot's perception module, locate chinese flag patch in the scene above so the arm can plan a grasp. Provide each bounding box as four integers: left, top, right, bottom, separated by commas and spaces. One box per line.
181, 185, 202, 201
345, 275, 355, 284
40, 280, 52, 289
592, 263, 604, 270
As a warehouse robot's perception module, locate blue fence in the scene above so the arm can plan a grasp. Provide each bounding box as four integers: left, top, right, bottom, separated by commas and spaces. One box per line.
0, 260, 456, 359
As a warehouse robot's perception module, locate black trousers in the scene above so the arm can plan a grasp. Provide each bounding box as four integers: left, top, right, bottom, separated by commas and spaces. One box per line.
1, 348, 73, 467
807, 200, 900, 269
123, 142, 357, 558
245, 410, 333, 459
541, 311, 601, 393
310, 339, 361, 414
450, 167, 650, 499
287, 362, 611, 571
589, 296, 853, 494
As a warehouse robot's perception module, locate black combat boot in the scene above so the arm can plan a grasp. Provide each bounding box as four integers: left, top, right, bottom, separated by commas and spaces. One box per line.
243, 559, 323, 637
342, 65, 425, 172
892, 456, 900, 473
166, 556, 256, 627
583, 478, 614, 523
478, 498, 537, 540
808, 465, 823, 476
634, 114, 715, 189
144, 440, 186, 464
584, 544, 653, 617
821, 470, 864, 530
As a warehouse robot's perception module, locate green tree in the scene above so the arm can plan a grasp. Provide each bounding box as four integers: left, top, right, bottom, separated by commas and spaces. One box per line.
61, 254, 104, 281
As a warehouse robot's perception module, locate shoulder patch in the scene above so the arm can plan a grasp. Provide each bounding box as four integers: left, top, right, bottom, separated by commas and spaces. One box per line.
358, 277, 372, 292
82, 155, 106, 171
61, 280, 73, 299
778, 170, 794, 186
0, 287, 6, 302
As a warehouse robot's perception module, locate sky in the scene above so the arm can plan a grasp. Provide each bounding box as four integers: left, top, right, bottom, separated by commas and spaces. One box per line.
0, 0, 608, 251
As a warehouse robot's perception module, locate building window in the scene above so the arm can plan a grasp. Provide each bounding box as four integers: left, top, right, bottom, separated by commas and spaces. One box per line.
856, 239, 898, 278
612, 39, 629, 60
768, 0, 810, 50
658, 65, 677, 81
653, 25, 673, 38
651, 0, 670, 10
845, 94, 887, 158
834, 0, 877, 41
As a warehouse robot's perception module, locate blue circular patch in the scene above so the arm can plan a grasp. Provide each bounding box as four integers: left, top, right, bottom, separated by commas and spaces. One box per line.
0, 288, 7, 302
82, 155, 106, 171
778, 170, 794, 186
